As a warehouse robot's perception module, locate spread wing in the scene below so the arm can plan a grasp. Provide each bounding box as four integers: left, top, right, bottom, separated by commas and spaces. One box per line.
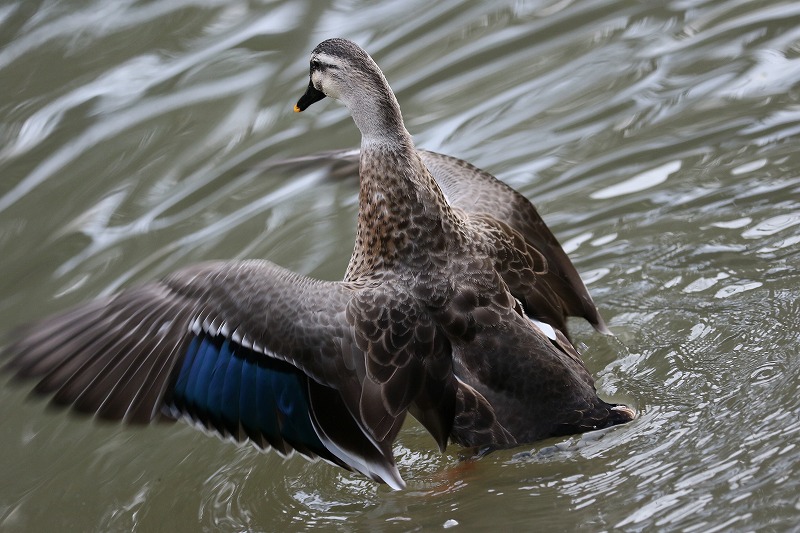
417, 150, 608, 335
260, 149, 608, 336
3, 260, 456, 490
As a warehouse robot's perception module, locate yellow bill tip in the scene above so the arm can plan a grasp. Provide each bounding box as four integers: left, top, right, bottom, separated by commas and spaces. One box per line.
293, 104, 302, 113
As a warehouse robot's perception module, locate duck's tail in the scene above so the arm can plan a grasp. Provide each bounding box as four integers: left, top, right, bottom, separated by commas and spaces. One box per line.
606, 404, 637, 426
555, 401, 636, 438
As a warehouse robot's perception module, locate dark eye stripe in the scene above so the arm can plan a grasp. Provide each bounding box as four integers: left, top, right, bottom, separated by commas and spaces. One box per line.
310, 59, 339, 72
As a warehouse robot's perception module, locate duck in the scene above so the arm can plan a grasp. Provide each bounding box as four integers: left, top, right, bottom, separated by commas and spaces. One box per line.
261, 147, 610, 341
3, 38, 634, 490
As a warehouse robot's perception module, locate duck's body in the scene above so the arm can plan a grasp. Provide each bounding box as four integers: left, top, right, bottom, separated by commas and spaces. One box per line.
264, 147, 609, 338
4, 38, 633, 490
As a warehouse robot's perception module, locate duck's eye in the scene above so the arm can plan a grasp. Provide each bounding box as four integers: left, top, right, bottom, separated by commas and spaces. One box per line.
311, 59, 321, 70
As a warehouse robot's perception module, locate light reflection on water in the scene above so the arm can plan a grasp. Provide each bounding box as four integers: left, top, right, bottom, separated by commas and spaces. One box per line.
1, 0, 799, 530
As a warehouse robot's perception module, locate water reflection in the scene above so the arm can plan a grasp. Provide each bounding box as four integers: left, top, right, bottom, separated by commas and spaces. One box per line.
1, 0, 800, 530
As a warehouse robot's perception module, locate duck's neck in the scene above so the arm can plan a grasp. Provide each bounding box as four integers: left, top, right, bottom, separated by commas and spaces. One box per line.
353, 106, 403, 146
336, 60, 411, 145
344, 130, 465, 281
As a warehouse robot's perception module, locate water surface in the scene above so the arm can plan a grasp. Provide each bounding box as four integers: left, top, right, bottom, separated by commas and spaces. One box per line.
1, 0, 799, 530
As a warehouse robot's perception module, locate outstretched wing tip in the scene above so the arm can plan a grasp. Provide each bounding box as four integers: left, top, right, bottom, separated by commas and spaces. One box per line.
594, 318, 613, 336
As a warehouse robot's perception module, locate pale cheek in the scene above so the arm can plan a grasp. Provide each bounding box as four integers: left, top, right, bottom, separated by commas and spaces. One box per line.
310, 72, 323, 90
322, 79, 341, 99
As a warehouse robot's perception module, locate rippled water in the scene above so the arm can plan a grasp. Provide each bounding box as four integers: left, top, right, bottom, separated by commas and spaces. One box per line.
1, 0, 799, 530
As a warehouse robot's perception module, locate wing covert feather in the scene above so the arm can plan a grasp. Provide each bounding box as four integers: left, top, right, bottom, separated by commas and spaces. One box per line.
262, 149, 609, 335
4, 259, 454, 489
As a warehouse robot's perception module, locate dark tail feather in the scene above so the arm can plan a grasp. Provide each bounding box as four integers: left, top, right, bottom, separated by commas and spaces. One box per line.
556, 402, 636, 437
605, 404, 636, 427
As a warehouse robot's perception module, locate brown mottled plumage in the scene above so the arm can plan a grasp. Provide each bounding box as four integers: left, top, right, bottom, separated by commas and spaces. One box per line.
258, 147, 609, 338
3, 38, 633, 490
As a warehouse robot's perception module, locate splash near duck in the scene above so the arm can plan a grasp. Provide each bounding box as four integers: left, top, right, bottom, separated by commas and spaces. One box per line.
4, 38, 633, 490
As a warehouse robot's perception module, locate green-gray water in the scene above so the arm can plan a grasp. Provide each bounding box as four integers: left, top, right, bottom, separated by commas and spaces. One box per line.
1, 0, 799, 530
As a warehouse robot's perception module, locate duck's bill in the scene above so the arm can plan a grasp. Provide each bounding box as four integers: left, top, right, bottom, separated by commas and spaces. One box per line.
294, 82, 326, 112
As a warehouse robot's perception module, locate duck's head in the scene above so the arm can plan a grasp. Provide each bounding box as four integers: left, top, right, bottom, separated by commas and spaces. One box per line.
295, 38, 383, 112
294, 38, 406, 141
